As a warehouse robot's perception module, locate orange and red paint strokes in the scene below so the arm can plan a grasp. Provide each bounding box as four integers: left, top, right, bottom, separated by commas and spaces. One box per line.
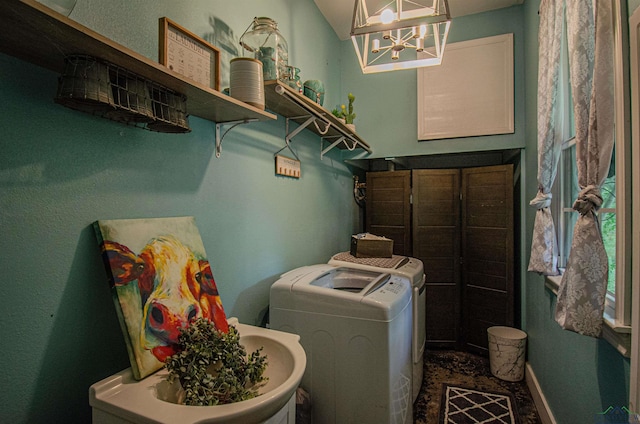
100, 240, 145, 287
102, 236, 229, 362
197, 260, 229, 333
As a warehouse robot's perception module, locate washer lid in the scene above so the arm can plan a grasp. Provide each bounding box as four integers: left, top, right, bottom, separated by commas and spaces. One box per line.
329, 252, 425, 286
309, 267, 391, 295
278, 265, 412, 321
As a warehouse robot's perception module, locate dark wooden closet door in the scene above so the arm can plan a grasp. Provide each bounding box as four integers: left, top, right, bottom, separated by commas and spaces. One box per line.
412, 169, 461, 348
365, 171, 411, 255
461, 164, 514, 354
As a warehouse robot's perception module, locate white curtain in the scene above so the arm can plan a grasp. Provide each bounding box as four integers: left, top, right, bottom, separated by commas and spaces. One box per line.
528, 0, 564, 276
555, 0, 615, 337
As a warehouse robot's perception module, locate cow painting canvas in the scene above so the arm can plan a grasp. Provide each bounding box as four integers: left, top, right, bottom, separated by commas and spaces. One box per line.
93, 216, 229, 379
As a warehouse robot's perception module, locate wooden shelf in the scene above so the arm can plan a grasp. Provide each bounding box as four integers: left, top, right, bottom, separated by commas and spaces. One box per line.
0, 0, 276, 124
264, 80, 371, 155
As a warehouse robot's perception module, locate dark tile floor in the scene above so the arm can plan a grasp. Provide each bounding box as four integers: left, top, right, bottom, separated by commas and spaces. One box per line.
413, 350, 542, 423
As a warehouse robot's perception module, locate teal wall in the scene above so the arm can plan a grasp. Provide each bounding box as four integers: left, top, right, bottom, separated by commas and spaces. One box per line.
1, 0, 635, 422
0, 0, 356, 422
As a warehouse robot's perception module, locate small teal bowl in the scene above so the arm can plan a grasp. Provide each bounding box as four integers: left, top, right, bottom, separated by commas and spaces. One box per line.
303, 80, 324, 106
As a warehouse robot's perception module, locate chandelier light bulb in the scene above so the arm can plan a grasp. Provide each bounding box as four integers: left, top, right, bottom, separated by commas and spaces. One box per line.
380, 8, 395, 24
416, 37, 424, 52
391, 49, 400, 60
372, 38, 380, 53
382, 30, 391, 39
420, 24, 428, 37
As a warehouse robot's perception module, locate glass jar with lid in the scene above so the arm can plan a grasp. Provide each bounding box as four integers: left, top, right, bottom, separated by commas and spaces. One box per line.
239, 17, 289, 82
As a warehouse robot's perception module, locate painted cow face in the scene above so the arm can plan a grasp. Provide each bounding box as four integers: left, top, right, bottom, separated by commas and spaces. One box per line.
103, 235, 228, 363
137, 236, 203, 361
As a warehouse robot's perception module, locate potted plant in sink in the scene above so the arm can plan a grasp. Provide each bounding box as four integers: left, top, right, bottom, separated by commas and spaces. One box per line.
163, 317, 268, 406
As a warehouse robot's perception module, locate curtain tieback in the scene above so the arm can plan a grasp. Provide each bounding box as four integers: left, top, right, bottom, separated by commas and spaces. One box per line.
573, 184, 603, 215
529, 190, 552, 209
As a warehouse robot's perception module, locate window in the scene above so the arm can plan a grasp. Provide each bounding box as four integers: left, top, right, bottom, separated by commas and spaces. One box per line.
549, 0, 630, 354
556, 142, 618, 317
628, 2, 640, 411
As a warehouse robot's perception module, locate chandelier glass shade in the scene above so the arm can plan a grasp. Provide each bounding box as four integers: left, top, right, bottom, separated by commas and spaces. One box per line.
351, 0, 451, 73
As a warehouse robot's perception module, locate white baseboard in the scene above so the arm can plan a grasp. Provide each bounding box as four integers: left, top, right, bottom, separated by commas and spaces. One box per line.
525, 362, 557, 424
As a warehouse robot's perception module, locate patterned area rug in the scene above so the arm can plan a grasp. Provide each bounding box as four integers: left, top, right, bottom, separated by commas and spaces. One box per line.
413, 350, 541, 424
439, 384, 521, 424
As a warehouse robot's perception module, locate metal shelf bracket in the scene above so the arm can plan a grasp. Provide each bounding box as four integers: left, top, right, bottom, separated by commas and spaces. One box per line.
274, 115, 327, 161
271, 83, 372, 160
215, 119, 258, 158
321, 134, 359, 159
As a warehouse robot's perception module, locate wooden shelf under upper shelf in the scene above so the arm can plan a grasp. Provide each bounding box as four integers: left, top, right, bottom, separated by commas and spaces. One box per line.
264, 80, 371, 154
0, 0, 276, 124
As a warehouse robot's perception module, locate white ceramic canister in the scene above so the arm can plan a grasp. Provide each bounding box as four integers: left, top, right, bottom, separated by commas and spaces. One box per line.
230, 57, 265, 110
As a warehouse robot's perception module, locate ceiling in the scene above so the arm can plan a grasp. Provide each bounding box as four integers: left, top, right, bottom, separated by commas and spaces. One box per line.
313, 0, 525, 40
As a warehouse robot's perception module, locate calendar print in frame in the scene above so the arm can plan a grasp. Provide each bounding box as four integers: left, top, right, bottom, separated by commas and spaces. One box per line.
159, 17, 221, 91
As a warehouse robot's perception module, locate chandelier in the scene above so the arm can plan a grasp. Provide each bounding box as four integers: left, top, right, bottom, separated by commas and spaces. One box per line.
351, 0, 451, 73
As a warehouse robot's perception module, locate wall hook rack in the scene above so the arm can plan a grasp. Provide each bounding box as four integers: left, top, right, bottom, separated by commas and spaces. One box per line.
215, 119, 258, 158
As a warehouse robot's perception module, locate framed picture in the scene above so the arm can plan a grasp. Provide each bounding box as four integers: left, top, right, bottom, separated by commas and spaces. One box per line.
94, 216, 228, 379
159, 17, 221, 91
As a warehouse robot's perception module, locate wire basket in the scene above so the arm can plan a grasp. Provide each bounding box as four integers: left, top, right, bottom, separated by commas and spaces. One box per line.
55, 54, 190, 133
104, 65, 155, 124
147, 85, 190, 133
55, 54, 116, 113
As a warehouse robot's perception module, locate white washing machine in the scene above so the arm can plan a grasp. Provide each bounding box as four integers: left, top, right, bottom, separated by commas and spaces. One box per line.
329, 252, 426, 401
270, 265, 413, 424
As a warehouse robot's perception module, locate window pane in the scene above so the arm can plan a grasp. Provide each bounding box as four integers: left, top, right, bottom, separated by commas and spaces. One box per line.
601, 154, 616, 295
563, 144, 579, 207
562, 210, 577, 268
602, 153, 616, 208
561, 147, 616, 294
600, 211, 616, 294
559, 143, 578, 267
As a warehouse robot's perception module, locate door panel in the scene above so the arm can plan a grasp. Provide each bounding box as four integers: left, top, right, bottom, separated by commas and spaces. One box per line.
425, 284, 458, 343
465, 286, 508, 350
370, 165, 515, 354
365, 171, 411, 255
462, 165, 514, 354
412, 169, 461, 349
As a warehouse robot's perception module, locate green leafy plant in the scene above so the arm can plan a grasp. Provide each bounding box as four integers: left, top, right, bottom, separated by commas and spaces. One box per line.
164, 317, 268, 406
340, 93, 356, 124
331, 107, 342, 119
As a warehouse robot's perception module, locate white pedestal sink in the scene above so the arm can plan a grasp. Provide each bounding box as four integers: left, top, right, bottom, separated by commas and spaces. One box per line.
90, 318, 306, 424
